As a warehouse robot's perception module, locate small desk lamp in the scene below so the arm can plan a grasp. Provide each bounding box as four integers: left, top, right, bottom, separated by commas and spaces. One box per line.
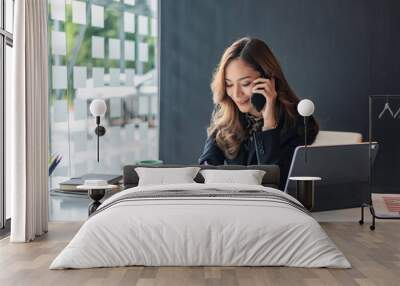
89, 99, 107, 162
297, 99, 315, 163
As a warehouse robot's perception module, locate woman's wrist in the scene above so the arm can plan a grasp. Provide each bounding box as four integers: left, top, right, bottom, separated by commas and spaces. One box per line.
262, 120, 278, 131
262, 100, 277, 130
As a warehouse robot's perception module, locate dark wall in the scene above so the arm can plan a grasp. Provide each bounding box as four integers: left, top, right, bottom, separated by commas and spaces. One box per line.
159, 0, 400, 164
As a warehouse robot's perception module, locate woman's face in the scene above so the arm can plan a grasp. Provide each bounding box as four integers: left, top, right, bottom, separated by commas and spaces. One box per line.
225, 58, 260, 114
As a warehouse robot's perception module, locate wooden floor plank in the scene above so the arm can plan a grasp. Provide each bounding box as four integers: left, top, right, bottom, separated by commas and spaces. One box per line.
0, 221, 400, 286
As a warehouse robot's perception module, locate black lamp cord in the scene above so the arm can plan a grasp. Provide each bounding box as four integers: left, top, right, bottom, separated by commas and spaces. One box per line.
304, 116, 308, 163
253, 133, 261, 165
96, 116, 100, 162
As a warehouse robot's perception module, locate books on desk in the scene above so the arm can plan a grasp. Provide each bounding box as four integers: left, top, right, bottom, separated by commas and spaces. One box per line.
59, 174, 122, 191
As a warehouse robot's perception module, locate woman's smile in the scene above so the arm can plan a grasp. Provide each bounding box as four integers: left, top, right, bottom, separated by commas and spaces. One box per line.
237, 98, 250, 105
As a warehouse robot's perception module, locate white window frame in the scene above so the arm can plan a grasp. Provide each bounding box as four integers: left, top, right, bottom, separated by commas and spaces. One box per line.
0, 0, 14, 231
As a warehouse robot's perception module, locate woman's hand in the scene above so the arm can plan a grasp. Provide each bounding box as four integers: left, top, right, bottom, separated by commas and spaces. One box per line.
252, 77, 278, 129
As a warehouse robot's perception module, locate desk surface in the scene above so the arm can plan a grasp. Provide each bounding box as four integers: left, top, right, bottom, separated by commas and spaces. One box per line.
289, 176, 322, 181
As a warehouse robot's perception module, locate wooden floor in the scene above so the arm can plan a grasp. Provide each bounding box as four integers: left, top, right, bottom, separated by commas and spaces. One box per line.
1, 220, 400, 286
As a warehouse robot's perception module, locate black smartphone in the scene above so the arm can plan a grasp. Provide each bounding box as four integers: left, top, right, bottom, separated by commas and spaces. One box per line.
251, 92, 266, 112
250, 74, 271, 112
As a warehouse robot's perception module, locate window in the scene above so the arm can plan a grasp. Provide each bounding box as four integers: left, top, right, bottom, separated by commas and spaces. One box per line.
48, 1, 159, 194
1, 0, 14, 231
5, 0, 13, 33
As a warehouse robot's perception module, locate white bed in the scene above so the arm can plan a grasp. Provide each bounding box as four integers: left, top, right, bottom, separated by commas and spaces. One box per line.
50, 183, 351, 269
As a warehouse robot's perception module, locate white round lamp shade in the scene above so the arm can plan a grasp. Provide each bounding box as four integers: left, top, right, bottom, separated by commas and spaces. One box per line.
90, 99, 107, 116
297, 99, 315, 117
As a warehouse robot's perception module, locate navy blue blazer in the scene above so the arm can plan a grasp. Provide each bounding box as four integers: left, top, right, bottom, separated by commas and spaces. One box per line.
198, 110, 319, 190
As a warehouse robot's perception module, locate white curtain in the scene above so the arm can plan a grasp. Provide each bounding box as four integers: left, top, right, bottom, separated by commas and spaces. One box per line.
9, 0, 49, 242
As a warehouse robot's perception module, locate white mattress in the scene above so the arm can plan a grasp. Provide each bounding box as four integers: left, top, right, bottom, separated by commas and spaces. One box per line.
50, 183, 351, 269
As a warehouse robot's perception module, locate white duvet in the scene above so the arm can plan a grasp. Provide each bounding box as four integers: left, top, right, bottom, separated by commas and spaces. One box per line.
50, 183, 351, 269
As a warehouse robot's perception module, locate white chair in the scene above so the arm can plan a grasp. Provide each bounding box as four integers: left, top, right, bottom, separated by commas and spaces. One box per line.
312, 131, 363, 146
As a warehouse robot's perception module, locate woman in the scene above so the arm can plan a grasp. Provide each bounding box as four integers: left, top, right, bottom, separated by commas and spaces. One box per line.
198, 37, 319, 189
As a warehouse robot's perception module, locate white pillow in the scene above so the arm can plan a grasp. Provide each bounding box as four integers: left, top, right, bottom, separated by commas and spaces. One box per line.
135, 167, 201, 186
200, 169, 266, 185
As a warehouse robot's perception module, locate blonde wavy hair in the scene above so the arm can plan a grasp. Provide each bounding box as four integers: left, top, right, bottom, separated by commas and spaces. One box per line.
208, 37, 302, 159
